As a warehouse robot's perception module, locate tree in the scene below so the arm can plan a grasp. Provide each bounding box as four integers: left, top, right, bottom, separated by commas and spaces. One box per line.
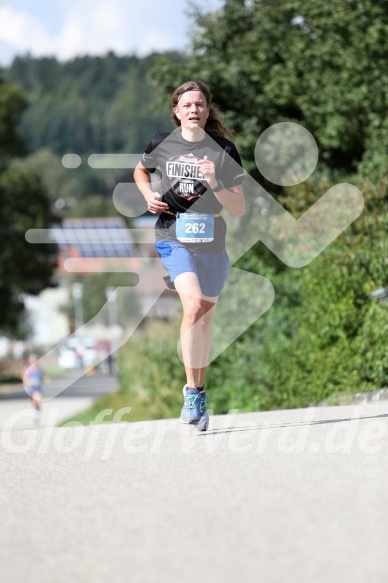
1, 53, 173, 222
62, 273, 140, 330
0, 78, 57, 337
150, 0, 388, 180
0, 79, 28, 161
3, 52, 172, 156
147, 0, 388, 406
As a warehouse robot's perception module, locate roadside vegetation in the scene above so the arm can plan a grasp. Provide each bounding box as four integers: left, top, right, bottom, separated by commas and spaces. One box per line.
2, 0, 387, 422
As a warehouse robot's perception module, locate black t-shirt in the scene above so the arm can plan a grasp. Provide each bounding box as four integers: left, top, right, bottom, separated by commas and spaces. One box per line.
141, 129, 245, 251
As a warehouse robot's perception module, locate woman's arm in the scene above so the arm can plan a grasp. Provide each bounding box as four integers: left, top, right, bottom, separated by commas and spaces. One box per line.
133, 162, 169, 215
211, 183, 245, 218
199, 156, 245, 218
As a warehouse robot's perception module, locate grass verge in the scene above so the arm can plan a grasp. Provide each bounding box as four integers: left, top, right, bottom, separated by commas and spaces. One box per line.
59, 391, 169, 426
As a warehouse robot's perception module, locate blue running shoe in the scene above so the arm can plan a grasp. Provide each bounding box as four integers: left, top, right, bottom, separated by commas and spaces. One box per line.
192, 390, 209, 432
180, 386, 201, 424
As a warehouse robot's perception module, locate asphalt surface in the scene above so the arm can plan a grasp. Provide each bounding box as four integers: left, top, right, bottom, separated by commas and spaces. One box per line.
1, 401, 388, 583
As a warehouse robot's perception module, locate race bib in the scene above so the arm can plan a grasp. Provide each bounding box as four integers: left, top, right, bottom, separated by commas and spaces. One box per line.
176, 213, 214, 243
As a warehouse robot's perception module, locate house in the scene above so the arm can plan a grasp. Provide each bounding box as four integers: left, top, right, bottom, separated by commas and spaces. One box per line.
25, 215, 178, 349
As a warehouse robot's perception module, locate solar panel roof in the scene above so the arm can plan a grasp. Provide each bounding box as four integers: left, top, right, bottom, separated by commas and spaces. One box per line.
50, 217, 136, 258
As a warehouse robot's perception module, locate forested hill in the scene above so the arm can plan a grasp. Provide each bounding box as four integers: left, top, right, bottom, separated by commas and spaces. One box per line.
0, 52, 177, 156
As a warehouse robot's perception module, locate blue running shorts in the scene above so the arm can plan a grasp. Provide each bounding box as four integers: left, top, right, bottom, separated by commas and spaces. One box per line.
155, 240, 230, 298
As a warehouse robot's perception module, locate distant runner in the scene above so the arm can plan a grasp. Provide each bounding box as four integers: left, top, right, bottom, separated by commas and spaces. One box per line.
23, 354, 44, 423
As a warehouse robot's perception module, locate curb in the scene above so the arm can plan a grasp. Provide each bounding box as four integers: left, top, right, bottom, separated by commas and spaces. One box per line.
0, 383, 27, 399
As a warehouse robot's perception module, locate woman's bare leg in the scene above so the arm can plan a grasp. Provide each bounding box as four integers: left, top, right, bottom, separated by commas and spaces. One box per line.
173, 271, 218, 387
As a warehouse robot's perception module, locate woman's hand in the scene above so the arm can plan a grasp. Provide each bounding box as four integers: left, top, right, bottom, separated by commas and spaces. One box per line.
199, 155, 217, 189
134, 162, 169, 214
146, 192, 169, 214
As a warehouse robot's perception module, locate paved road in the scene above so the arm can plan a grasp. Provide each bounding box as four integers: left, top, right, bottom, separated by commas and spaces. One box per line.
1, 401, 387, 583
0, 371, 118, 431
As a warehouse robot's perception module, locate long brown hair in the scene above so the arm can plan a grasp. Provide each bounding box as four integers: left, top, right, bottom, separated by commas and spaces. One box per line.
171, 80, 234, 140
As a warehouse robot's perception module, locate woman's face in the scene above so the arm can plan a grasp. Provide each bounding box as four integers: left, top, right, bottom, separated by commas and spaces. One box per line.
174, 90, 209, 130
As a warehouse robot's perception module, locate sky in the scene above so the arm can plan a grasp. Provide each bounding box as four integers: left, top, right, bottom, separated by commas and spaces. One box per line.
0, 0, 224, 66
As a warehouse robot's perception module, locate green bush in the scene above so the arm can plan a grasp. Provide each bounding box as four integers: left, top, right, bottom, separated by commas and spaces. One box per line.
117, 178, 387, 416
118, 319, 184, 419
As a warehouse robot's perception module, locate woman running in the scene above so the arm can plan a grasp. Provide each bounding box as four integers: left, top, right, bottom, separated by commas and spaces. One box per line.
134, 80, 245, 431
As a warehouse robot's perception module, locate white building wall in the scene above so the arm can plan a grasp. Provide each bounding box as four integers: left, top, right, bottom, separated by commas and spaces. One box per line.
25, 287, 70, 346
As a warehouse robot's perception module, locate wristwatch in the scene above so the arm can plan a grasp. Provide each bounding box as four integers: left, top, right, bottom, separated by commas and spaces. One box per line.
212, 179, 225, 192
